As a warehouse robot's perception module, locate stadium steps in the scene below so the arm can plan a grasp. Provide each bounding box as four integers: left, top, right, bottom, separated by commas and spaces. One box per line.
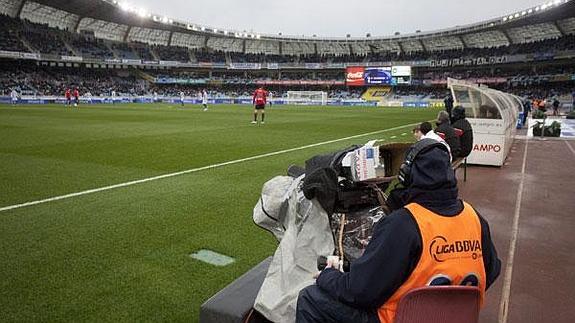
149, 47, 160, 61
104, 41, 120, 59
62, 38, 81, 57
134, 69, 155, 82
17, 35, 39, 54
225, 52, 232, 65
189, 50, 197, 63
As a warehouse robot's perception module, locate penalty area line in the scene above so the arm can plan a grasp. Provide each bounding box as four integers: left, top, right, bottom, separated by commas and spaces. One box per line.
0, 121, 421, 213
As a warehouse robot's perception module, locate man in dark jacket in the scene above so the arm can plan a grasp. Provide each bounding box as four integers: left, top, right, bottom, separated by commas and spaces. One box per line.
296, 142, 501, 323
452, 106, 474, 158
436, 111, 461, 158
444, 94, 454, 120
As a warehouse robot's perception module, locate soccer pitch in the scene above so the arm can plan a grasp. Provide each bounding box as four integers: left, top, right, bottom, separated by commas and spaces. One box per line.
0, 103, 439, 322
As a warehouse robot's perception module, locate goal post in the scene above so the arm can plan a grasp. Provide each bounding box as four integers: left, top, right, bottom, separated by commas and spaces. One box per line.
286, 91, 328, 106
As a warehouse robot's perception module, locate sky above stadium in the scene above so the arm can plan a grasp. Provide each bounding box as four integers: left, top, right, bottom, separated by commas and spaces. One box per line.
132, 0, 547, 37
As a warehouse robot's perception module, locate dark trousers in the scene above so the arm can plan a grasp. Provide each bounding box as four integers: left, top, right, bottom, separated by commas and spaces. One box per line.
296, 285, 380, 323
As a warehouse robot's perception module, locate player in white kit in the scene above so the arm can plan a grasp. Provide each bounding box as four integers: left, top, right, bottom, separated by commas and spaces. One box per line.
202, 89, 208, 111
10, 88, 19, 106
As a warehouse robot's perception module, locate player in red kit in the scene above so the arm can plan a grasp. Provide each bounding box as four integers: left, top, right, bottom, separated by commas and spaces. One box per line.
252, 87, 268, 124
65, 88, 72, 107
73, 88, 80, 107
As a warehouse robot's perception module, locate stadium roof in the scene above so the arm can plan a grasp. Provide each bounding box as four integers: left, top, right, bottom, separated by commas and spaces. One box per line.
23, 0, 573, 42
1, 0, 573, 53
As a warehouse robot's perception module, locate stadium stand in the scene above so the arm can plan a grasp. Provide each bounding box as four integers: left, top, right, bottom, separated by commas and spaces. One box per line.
0, 0, 573, 106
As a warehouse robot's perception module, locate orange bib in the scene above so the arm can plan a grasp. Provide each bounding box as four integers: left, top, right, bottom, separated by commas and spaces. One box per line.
377, 202, 486, 323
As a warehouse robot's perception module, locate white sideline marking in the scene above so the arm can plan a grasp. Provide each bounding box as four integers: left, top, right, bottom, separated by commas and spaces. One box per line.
566, 140, 575, 156
0, 122, 420, 213
498, 138, 529, 323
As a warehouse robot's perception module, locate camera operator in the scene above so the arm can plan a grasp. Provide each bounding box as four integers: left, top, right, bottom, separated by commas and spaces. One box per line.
296, 139, 501, 323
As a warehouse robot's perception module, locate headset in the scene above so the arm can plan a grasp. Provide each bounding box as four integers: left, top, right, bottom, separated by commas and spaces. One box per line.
398, 138, 450, 186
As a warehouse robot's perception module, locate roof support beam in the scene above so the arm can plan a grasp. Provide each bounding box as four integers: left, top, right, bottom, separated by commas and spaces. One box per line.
419, 39, 427, 52
397, 41, 405, 54
74, 16, 83, 33
458, 35, 467, 49
501, 29, 513, 45
553, 21, 565, 36
168, 31, 174, 46
16, 0, 26, 18
123, 26, 132, 42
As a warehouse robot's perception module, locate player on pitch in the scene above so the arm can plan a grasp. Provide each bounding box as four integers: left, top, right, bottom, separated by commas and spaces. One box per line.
65, 88, 72, 107
252, 86, 268, 124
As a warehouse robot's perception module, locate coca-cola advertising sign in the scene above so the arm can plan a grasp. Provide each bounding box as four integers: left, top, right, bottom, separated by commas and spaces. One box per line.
346, 67, 365, 86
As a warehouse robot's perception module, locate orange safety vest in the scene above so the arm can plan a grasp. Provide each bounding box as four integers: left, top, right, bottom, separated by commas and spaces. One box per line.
377, 202, 486, 323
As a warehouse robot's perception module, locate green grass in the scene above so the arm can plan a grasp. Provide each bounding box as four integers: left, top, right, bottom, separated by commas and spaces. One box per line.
0, 103, 438, 322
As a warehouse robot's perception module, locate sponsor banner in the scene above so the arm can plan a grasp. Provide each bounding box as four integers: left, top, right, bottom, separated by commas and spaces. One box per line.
430, 56, 509, 67
255, 80, 344, 85
466, 134, 505, 166
305, 63, 324, 69
532, 52, 555, 61
1, 96, 378, 107
154, 78, 207, 84
0, 50, 21, 58
267, 63, 279, 69
21, 52, 40, 60
411, 60, 432, 67
229, 63, 262, 69
366, 61, 393, 67
61, 55, 83, 62
427, 77, 506, 85
159, 60, 179, 66
105, 58, 122, 64
402, 101, 431, 108
142, 60, 159, 65
121, 59, 142, 64
207, 79, 224, 85
554, 50, 575, 59
469, 118, 506, 135
549, 74, 572, 82
346, 66, 365, 86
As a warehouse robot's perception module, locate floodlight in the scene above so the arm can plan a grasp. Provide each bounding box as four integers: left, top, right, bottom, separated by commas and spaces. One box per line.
528, 9, 533, 13
136, 8, 148, 18
514, 13, 520, 18
535, 6, 541, 10
508, 15, 514, 19
118, 2, 130, 11
503, 17, 508, 21
521, 11, 527, 15
161, 16, 169, 23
